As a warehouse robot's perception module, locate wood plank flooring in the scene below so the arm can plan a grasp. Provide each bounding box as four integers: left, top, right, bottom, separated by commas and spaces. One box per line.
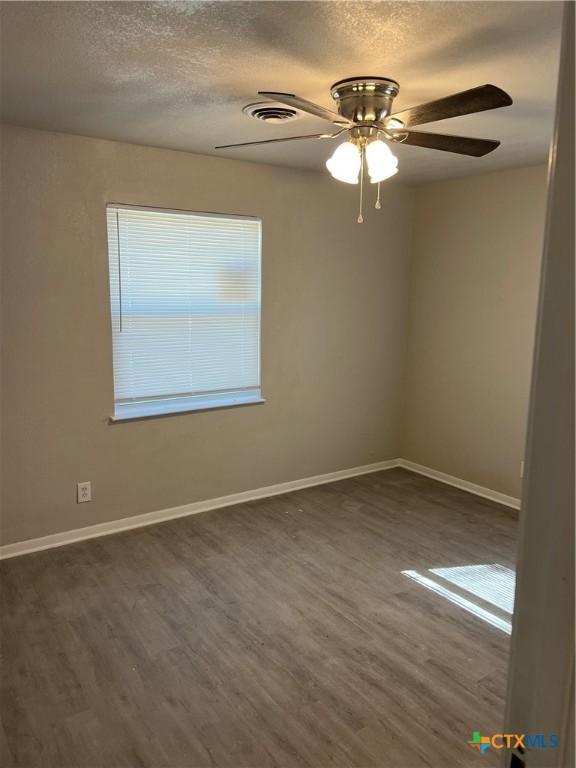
1, 468, 517, 768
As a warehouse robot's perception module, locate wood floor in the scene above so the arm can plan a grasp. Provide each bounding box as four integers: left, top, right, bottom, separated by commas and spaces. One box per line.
1, 468, 517, 768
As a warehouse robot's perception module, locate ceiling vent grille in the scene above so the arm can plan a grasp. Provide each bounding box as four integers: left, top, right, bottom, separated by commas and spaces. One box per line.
242, 102, 299, 124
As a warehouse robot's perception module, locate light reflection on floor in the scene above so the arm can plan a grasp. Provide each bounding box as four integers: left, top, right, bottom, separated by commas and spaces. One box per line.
402, 563, 515, 634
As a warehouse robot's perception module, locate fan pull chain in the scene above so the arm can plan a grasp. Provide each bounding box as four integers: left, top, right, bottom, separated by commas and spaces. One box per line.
375, 182, 382, 210
357, 145, 365, 224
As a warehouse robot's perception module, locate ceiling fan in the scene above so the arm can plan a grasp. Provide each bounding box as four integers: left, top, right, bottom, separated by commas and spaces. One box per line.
216, 77, 513, 222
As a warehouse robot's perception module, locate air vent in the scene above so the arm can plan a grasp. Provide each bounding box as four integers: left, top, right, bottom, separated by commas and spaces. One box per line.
242, 102, 299, 124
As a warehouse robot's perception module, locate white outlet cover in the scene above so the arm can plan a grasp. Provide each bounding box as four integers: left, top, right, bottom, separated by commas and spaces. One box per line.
77, 481, 92, 503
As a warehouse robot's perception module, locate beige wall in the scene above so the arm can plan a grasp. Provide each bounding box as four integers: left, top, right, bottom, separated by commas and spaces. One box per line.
0, 125, 413, 545
1, 124, 550, 546
402, 165, 548, 498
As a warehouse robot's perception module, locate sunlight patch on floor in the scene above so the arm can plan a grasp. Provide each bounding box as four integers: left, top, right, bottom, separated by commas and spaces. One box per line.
402, 563, 515, 634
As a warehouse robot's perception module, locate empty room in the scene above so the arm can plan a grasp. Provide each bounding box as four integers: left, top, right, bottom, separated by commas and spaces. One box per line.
0, 2, 574, 767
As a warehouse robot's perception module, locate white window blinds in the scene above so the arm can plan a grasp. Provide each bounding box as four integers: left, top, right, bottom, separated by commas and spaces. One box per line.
107, 205, 262, 420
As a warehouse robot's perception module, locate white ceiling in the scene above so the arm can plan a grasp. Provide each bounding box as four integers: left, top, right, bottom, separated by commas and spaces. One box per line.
0, 1, 563, 183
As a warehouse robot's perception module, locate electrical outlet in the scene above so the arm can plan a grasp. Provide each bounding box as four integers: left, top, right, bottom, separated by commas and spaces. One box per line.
77, 481, 92, 503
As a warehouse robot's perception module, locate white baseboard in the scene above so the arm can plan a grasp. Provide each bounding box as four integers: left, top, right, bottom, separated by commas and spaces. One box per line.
397, 459, 521, 510
0, 459, 399, 560
0, 458, 520, 560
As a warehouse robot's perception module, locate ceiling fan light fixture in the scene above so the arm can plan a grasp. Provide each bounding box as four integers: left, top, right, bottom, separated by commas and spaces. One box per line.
371, 165, 399, 184
326, 141, 361, 184
365, 140, 399, 183
219, 79, 512, 219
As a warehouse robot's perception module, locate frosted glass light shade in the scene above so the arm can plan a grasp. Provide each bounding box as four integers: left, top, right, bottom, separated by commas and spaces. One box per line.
326, 141, 361, 184
365, 140, 398, 183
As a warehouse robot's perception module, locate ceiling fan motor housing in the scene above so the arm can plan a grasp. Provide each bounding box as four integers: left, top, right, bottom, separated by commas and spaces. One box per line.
330, 77, 400, 125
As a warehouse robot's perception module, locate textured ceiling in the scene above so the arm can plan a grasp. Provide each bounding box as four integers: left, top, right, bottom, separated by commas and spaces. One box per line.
0, 1, 563, 183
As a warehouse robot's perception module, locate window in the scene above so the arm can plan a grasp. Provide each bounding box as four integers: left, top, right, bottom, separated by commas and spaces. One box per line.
107, 205, 262, 420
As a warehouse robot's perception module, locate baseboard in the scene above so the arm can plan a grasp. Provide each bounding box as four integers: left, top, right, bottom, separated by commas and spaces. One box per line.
0, 459, 400, 560
397, 459, 521, 510
0, 457, 521, 560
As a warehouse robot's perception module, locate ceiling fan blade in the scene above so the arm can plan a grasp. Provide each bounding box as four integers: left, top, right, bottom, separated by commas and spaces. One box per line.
392, 130, 500, 156
390, 84, 512, 128
258, 91, 351, 126
215, 129, 345, 150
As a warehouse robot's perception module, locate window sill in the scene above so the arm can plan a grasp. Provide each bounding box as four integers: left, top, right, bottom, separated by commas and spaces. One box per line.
110, 390, 264, 422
